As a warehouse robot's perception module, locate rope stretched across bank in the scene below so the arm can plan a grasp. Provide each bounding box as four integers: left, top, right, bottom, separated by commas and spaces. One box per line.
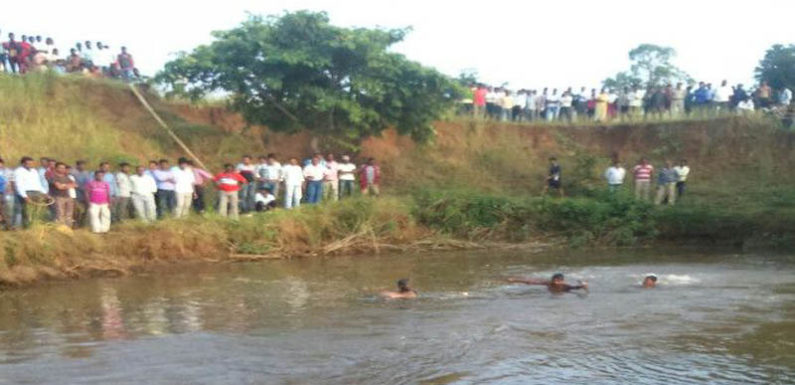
128, 84, 209, 171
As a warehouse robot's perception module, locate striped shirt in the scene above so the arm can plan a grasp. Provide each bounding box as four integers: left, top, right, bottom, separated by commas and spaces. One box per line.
633, 164, 654, 181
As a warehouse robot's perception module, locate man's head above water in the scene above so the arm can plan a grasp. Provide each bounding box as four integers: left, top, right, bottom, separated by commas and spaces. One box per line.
643, 274, 658, 288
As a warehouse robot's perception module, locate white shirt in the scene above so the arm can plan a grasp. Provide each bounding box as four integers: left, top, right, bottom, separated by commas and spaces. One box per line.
303, 164, 325, 182
259, 162, 283, 181
604, 166, 626, 185
13, 167, 44, 198
67, 175, 77, 199
714, 85, 733, 103
338, 162, 356, 181
738, 99, 754, 111
116, 172, 132, 198
525, 94, 537, 110
130, 174, 158, 196
82, 48, 95, 62
560, 95, 573, 108
781, 88, 792, 105
172, 167, 196, 194
513, 94, 527, 108
255, 192, 275, 206
673, 166, 690, 182
629, 90, 645, 107
282, 164, 304, 186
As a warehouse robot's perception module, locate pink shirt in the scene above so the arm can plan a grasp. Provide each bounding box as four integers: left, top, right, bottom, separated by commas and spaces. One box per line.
192, 168, 213, 185
324, 161, 339, 182
86, 180, 111, 204
633, 164, 654, 181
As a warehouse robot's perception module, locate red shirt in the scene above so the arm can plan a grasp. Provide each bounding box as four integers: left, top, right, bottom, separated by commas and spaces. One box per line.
118, 53, 134, 69
473, 88, 488, 107
213, 172, 246, 192
18, 41, 31, 59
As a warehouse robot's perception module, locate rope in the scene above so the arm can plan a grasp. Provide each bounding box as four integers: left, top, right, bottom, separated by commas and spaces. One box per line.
128, 84, 210, 171
27, 194, 55, 207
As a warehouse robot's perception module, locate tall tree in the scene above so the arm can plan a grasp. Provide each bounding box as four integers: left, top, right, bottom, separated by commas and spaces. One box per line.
755, 44, 795, 90
603, 44, 691, 89
156, 11, 460, 142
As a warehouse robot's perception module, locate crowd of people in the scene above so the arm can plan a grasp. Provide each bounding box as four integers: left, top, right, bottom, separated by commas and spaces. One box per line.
542, 156, 691, 205
0, 153, 382, 233
463, 81, 793, 122
0, 30, 138, 80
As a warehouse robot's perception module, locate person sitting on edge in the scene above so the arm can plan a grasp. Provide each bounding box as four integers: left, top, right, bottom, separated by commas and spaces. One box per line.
642, 274, 658, 288
254, 186, 277, 212
507, 273, 588, 293
381, 278, 418, 299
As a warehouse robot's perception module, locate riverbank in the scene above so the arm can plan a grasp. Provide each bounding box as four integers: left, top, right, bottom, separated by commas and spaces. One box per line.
3, 189, 794, 287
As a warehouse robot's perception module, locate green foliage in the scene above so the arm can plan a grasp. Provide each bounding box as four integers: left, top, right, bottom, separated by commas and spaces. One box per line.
156, 11, 460, 142
566, 152, 606, 196
604, 44, 691, 89
412, 189, 658, 246
755, 44, 795, 91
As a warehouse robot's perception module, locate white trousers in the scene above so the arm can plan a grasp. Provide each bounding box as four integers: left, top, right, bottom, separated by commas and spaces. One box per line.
89, 203, 111, 233
132, 193, 157, 222
175, 192, 193, 218
284, 184, 302, 209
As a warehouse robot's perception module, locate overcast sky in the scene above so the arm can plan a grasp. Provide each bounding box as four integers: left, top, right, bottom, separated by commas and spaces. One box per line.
2, 0, 792, 89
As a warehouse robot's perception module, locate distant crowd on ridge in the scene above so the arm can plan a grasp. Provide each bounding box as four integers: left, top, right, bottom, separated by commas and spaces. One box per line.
461, 81, 793, 122
0, 29, 139, 81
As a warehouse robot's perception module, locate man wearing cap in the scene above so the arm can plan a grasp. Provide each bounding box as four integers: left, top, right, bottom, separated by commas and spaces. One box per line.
337, 155, 356, 199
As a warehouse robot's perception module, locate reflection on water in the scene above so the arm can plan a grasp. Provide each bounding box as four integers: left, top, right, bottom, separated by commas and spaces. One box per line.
0, 249, 793, 384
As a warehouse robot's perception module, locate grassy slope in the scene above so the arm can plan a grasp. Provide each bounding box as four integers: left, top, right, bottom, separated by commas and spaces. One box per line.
1, 74, 794, 285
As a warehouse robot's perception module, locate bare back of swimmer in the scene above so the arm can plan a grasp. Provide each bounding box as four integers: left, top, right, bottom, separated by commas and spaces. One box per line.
507, 273, 588, 293
381, 278, 418, 299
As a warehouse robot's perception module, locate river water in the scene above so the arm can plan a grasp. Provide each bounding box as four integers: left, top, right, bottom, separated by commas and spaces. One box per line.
0, 249, 793, 384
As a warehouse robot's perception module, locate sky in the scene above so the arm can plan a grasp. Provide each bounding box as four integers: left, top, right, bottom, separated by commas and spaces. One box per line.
2, 0, 793, 89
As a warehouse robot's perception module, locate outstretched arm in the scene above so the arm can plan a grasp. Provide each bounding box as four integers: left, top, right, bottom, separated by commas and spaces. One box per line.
507, 277, 548, 286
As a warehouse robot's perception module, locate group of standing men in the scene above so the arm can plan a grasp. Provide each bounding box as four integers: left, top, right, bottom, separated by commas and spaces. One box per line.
604, 158, 690, 205
466, 80, 793, 123
0, 153, 382, 233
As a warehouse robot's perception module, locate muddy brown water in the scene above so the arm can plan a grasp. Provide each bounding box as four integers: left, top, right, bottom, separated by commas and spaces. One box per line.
0, 249, 793, 384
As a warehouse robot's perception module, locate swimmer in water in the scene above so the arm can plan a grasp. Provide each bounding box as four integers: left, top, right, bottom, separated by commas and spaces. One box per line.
507, 273, 588, 293
642, 274, 658, 288
381, 278, 418, 299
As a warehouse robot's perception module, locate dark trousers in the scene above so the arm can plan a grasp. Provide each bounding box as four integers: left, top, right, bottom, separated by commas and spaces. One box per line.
339, 180, 355, 198
676, 181, 686, 198
192, 185, 206, 213
255, 201, 277, 212
15, 191, 44, 228
306, 181, 323, 204
156, 189, 176, 218
559, 107, 572, 122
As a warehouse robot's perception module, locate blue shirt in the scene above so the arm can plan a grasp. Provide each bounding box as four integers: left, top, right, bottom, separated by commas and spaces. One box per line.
658, 168, 678, 185
0, 174, 6, 195
694, 87, 710, 104
37, 167, 49, 194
